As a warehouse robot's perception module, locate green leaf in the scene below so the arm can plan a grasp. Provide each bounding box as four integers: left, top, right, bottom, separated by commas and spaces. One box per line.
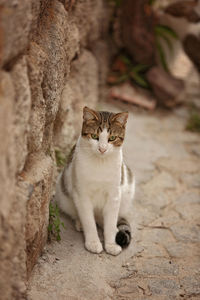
186, 113, 200, 132
61, 222, 65, 228
55, 205, 59, 217
130, 71, 150, 89
117, 73, 130, 83
107, 0, 122, 7
113, 0, 123, 7
49, 202, 54, 216
156, 39, 168, 72
158, 33, 173, 53
56, 234, 61, 241
48, 201, 65, 242
120, 54, 132, 66
131, 64, 151, 73
155, 25, 178, 40
55, 149, 66, 168
108, 73, 130, 85
149, 0, 156, 5
54, 218, 60, 227
48, 224, 53, 232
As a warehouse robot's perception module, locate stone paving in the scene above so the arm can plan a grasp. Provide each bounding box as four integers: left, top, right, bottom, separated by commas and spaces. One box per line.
28, 102, 200, 300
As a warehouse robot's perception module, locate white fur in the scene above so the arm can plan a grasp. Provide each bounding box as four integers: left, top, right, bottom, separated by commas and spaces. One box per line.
55, 129, 135, 255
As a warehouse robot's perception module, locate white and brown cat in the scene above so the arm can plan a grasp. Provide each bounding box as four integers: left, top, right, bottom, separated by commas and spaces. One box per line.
55, 106, 135, 255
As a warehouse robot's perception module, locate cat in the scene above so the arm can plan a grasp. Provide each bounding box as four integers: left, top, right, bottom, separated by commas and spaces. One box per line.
55, 106, 135, 255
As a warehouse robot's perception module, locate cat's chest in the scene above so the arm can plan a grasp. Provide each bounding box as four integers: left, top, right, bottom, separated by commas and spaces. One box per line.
78, 157, 120, 184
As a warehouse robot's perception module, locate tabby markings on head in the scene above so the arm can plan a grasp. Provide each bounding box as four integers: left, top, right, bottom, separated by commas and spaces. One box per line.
82, 107, 128, 147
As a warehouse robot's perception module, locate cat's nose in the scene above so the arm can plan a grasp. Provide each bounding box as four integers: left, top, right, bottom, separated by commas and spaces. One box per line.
99, 146, 106, 153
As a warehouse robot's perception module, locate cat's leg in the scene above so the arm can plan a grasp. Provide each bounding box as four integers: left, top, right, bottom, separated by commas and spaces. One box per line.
74, 193, 103, 254
74, 219, 82, 232
103, 189, 122, 256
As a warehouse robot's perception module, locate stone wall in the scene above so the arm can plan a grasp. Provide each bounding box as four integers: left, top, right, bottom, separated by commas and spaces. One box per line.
0, 1, 110, 299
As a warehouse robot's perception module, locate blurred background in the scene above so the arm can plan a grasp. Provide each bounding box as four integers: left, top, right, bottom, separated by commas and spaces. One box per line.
0, 0, 200, 299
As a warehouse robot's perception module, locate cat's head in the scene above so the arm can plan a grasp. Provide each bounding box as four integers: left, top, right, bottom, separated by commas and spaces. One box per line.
81, 106, 128, 157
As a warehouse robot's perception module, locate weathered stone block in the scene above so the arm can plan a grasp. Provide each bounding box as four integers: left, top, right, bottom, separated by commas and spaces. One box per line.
0, 0, 31, 67
54, 49, 98, 152
72, 0, 104, 46
0, 72, 27, 299
24, 153, 54, 275
175, 192, 200, 205
11, 56, 31, 173
138, 256, 179, 276
171, 222, 200, 243
34, 1, 70, 122
27, 42, 47, 153
0, 71, 15, 218
148, 278, 180, 297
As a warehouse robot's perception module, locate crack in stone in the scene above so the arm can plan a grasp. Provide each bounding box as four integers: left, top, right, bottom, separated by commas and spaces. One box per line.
138, 284, 152, 296
138, 224, 179, 242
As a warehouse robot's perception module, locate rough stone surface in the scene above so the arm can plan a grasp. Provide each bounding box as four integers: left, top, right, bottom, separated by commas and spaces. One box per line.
27, 102, 200, 300
146, 66, 185, 107
0, 0, 109, 299
0, 0, 32, 67
11, 56, 31, 172
54, 49, 99, 152
0, 71, 27, 300
25, 153, 54, 275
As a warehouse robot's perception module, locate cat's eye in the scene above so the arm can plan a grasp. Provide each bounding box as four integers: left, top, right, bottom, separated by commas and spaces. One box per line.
91, 133, 99, 140
109, 136, 116, 141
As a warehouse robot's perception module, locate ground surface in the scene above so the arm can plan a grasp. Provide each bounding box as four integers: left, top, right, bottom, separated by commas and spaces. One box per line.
27, 101, 200, 300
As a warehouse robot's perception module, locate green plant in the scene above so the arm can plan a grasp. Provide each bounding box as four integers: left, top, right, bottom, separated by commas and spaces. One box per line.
55, 149, 67, 168
108, 0, 122, 6
109, 53, 151, 89
130, 64, 151, 89
48, 201, 65, 241
186, 112, 200, 133
155, 24, 178, 71
148, 0, 156, 5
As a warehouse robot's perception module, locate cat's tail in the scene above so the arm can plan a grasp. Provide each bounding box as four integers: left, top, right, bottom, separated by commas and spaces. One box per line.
116, 218, 131, 248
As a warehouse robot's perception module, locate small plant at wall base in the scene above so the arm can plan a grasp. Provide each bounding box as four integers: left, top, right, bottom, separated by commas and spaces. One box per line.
48, 201, 65, 241
186, 112, 200, 133
55, 149, 67, 168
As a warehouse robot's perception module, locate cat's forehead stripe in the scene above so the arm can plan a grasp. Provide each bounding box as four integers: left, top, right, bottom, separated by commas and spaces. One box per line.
99, 111, 113, 130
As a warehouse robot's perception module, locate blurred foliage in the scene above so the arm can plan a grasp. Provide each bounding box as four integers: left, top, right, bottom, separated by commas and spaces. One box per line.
48, 201, 65, 242
148, 0, 157, 5
130, 64, 151, 88
108, 52, 152, 89
107, 0, 122, 6
107, 0, 179, 90
186, 112, 200, 133
155, 25, 178, 71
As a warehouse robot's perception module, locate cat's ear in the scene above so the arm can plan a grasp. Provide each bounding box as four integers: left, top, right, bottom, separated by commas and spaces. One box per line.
83, 106, 99, 121
112, 112, 128, 126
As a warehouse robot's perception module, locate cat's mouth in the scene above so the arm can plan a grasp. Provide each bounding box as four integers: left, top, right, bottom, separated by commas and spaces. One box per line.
97, 149, 108, 157
99, 151, 107, 155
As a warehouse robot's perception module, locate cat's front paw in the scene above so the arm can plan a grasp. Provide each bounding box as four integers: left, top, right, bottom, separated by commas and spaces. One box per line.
105, 243, 122, 256
85, 240, 103, 254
